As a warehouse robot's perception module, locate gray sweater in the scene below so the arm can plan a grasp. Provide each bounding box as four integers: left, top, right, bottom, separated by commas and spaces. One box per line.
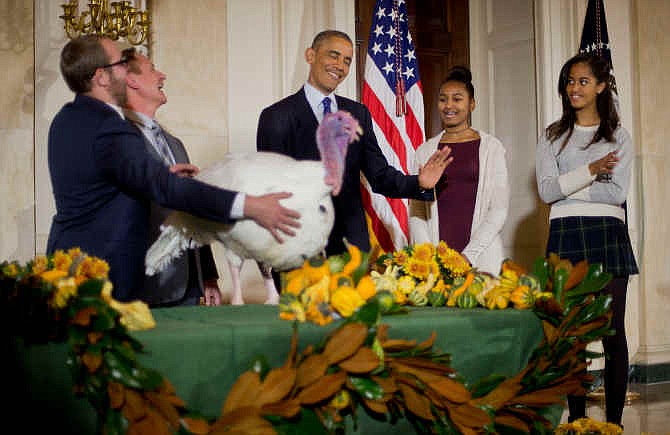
536, 124, 633, 221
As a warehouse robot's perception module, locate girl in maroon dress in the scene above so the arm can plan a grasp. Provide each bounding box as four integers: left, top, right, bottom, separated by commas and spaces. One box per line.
410, 66, 510, 274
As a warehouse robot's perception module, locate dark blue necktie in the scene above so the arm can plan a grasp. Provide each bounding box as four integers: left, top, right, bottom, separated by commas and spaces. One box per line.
322, 97, 332, 117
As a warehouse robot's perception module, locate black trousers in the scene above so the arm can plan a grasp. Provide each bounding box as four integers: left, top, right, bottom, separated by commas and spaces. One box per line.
568, 276, 629, 425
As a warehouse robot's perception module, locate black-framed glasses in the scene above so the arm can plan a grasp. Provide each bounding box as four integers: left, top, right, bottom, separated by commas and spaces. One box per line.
100, 57, 128, 69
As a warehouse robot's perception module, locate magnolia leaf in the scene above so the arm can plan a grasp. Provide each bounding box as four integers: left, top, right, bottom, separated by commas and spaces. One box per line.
103, 408, 128, 435
371, 375, 398, 394
393, 356, 454, 375
271, 408, 328, 435
247, 355, 271, 378
222, 371, 261, 415
531, 257, 550, 290
322, 322, 368, 364
296, 354, 329, 388
181, 417, 211, 435
82, 351, 103, 373
145, 391, 181, 429
107, 381, 126, 409
398, 383, 434, 420
297, 370, 346, 404
469, 374, 507, 399
348, 298, 381, 327
348, 376, 385, 400
260, 399, 302, 418
416, 331, 437, 351
339, 347, 380, 374
104, 351, 143, 389
362, 398, 388, 414
257, 367, 296, 407
127, 407, 174, 435
494, 413, 531, 433
563, 260, 589, 291
215, 405, 263, 429
447, 403, 491, 430
380, 338, 417, 352
121, 389, 147, 422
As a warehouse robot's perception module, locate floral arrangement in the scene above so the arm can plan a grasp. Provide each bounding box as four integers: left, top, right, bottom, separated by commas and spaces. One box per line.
279, 241, 387, 325
555, 418, 623, 434
3, 246, 618, 434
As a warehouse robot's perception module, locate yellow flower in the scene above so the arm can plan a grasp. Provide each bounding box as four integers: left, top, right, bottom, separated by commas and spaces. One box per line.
330, 286, 365, 317
101, 281, 156, 331
2, 262, 20, 278
356, 276, 377, 300
53, 250, 73, 272
66, 247, 83, 258
32, 255, 48, 275
414, 273, 437, 295
412, 243, 435, 263
404, 257, 430, 280
90, 258, 110, 279
41, 269, 68, 283
279, 300, 306, 322
51, 277, 77, 309
396, 275, 415, 295
438, 246, 471, 276
393, 250, 409, 266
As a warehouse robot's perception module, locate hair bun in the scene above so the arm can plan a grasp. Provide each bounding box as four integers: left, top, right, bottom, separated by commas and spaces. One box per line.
446, 66, 472, 84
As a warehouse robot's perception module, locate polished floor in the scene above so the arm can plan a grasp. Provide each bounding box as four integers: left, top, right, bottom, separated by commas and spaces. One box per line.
558, 383, 670, 434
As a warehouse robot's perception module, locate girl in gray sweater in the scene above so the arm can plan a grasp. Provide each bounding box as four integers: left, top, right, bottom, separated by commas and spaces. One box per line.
536, 53, 637, 428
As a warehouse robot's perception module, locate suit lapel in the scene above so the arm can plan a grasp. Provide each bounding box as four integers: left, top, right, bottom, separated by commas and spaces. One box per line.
161, 128, 189, 164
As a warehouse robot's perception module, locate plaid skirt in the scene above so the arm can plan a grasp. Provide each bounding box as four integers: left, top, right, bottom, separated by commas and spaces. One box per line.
546, 216, 639, 277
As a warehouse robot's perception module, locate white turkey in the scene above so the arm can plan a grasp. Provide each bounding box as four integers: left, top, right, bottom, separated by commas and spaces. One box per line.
145, 110, 361, 305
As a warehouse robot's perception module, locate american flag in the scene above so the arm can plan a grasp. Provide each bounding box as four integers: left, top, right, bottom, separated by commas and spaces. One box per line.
579, 0, 618, 106
361, 0, 425, 253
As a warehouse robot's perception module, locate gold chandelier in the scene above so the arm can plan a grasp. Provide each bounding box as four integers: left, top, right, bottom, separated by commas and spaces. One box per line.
59, 0, 151, 46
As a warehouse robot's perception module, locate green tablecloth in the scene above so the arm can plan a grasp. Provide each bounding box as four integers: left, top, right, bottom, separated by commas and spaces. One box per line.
10, 305, 562, 433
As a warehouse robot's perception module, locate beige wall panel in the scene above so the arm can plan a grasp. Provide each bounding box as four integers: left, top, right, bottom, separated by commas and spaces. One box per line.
0, 0, 34, 261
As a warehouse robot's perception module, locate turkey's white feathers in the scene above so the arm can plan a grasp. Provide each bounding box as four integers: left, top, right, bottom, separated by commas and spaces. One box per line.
145, 152, 335, 274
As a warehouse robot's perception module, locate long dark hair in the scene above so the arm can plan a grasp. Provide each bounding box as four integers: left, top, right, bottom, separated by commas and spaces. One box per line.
545, 53, 619, 153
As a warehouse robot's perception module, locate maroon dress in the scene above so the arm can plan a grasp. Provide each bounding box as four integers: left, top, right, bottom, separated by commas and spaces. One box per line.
436, 139, 480, 252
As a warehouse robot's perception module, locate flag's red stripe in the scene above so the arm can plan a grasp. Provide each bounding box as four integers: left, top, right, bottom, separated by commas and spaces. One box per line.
404, 105, 423, 150
388, 197, 409, 238
362, 82, 408, 173
360, 184, 395, 253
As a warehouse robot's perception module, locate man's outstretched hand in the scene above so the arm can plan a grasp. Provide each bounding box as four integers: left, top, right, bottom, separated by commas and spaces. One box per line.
244, 192, 301, 243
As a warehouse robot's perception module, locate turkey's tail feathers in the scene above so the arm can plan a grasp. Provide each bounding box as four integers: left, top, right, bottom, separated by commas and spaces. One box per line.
145, 224, 200, 276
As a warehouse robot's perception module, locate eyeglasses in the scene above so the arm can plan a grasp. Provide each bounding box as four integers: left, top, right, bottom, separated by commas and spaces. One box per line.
100, 58, 128, 69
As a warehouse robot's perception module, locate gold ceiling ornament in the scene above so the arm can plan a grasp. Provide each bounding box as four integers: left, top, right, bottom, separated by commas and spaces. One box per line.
59, 0, 151, 46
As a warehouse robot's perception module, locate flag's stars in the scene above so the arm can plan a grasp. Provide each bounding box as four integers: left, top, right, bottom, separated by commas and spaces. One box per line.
389, 8, 398, 21
402, 66, 415, 80
404, 48, 415, 62
374, 24, 384, 38
384, 43, 395, 57
371, 42, 382, 55
376, 7, 386, 19
387, 26, 397, 40
382, 62, 394, 75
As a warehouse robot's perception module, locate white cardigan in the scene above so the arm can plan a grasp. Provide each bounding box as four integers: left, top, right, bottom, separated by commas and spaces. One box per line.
409, 130, 510, 274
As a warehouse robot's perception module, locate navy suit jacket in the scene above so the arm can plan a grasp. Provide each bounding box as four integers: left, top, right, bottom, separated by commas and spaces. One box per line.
257, 88, 431, 255
47, 95, 235, 301
130, 121, 219, 306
